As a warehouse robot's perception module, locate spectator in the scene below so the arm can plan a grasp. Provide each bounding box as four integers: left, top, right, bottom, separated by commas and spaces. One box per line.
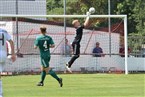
119, 44, 131, 57
92, 42, 104, 57
61, 38, 72, 57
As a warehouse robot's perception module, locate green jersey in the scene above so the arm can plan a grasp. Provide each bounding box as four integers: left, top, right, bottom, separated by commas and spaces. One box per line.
34, 35, 54, 58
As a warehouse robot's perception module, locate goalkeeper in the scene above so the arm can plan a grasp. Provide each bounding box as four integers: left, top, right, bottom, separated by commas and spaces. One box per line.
65, 11, 91, 73
34, 26, 63, 87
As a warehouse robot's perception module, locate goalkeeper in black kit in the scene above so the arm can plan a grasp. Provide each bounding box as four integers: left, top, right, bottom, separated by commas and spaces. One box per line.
65, 11, 91, 73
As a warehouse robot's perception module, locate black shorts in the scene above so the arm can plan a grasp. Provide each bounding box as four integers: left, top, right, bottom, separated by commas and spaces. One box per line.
72, 43, 80, 55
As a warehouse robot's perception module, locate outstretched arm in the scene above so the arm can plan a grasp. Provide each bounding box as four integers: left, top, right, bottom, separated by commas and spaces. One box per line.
83, 12, 90, 28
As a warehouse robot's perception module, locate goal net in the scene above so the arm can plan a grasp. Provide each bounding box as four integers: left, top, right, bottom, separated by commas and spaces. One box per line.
0, 15, 128, 74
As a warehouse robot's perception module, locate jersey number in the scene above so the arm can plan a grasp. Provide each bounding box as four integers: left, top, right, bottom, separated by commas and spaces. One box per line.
43, 41, 48, 49
0, 33, 4, 46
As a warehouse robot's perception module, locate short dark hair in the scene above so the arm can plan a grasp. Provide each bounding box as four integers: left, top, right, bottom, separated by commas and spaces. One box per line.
96, 42, 100, 45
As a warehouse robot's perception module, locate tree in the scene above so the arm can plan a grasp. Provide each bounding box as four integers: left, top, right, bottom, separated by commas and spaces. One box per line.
117, 0, 145, 54
115, 0, 137, 34
132, 0, 145, 35
46, 0, 145, 34
46, 0, 109, 26
47, 0, 63, 15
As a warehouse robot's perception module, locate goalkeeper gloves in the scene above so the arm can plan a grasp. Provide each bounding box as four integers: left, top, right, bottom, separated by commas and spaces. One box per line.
86, 11, 91, 17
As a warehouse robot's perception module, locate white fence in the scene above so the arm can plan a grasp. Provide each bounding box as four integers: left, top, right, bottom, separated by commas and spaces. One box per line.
4, 56, 145, 73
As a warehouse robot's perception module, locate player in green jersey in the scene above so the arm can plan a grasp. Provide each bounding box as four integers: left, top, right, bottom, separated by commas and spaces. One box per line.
34, 25, 63, 87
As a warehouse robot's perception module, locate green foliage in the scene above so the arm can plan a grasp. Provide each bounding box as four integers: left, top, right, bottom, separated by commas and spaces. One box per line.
47, 0, 63, 15
115, 0, 145, 35
114, 0, 145, 54
46, 0, 108, 23
115, 0, 137, 33
132, 0, 145, 35
132, 0, 145, 52
46, 0, 145, 36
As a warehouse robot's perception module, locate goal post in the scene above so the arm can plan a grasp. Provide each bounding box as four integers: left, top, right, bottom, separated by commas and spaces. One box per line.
124, 15, 128, 74
0, 14, 128, 74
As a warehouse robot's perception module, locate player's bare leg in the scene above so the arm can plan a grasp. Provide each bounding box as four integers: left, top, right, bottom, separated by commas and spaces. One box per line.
37, 67, 63, 87
47, 67, 63, 87
37, 66, 46, 86
0, 63, 3, 97
0, 75, 2, 97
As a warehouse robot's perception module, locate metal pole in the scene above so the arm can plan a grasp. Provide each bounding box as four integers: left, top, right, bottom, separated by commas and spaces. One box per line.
63, 0, 67, 56
0, 14, 127, 18
124, 16, 128, 74
64, 0, 66, 38
108, 0, 111, 57
16, 0, 19, 52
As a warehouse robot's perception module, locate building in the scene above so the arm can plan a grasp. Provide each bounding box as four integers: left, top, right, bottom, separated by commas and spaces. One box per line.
0, 0, 46, 15
0, 0, 47, 49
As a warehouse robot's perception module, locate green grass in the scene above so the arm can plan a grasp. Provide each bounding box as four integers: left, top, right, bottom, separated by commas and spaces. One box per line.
2, 74, 145, 97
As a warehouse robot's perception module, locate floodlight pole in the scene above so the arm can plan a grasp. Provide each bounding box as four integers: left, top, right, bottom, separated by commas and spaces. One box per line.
63, 0, 67, 55
108, 0, 111, 57
64, 0, 66, 38
16, 0, 19, 52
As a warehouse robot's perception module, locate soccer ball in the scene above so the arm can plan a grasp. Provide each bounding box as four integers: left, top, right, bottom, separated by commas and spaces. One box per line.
89, 7, 95, 14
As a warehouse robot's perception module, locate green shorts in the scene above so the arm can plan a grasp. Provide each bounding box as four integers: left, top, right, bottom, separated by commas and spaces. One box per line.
41, 57, 50, 68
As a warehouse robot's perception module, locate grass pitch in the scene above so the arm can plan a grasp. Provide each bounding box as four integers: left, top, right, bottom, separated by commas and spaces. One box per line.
2, 74, 145, 97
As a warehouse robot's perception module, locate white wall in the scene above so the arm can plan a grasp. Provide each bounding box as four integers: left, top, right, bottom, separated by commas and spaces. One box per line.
3, 56, 145, 72
0, 0, 46, 15
128, 57, 145, 71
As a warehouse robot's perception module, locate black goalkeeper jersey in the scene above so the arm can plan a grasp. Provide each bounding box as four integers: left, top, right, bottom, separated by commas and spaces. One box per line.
73, 25, 84, 44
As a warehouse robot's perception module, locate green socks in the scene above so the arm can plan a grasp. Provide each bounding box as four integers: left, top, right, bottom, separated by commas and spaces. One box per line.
49, 69, 59, 81
41, 71, 46, 83
40, 69, 59, 83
